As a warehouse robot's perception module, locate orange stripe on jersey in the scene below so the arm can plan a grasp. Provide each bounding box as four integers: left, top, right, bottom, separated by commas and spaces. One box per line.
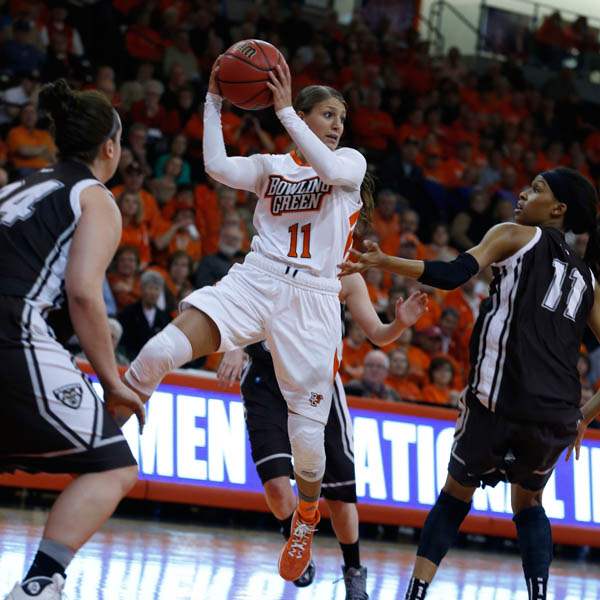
290, 150, 310, 167
343, 209, 362, 257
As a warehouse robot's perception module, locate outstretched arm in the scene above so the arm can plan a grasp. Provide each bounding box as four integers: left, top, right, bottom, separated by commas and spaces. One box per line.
339, 223, 538, 290
268, 63, 366, 189
203, 59, 263, 193
342, 273, 428, 345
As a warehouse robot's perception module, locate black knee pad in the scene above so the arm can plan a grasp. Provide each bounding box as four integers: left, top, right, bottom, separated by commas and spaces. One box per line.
417, 491, 471, 566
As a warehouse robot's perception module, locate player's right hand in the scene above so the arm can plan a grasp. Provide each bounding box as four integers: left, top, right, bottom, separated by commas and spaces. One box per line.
104, 380, 146, 434
217, 349, 246, 387
208, 55, 223, 95
338, 240, 386, 277
565, 418, 587, 461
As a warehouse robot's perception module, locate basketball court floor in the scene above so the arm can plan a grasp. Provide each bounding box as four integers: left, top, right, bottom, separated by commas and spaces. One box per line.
0, 506, 597, 599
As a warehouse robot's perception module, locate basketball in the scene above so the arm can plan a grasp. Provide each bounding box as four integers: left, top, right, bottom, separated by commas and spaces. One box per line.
217, 39, 286, 111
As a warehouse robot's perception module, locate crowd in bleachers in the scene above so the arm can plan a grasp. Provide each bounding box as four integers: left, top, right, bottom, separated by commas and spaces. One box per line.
2, 0, 600, 413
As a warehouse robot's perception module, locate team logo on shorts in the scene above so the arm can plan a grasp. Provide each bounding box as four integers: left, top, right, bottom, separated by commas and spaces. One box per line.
309, 392, 324, 407
266, 175, 331, 215
53, 383, 83, 409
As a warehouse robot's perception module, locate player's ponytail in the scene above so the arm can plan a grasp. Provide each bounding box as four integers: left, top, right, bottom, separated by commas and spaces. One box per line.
294, 85, 374, 227
39, 78, 120, 164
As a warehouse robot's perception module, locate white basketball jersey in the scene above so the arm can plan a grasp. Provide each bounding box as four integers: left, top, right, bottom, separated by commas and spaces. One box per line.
249, 150, 363, 279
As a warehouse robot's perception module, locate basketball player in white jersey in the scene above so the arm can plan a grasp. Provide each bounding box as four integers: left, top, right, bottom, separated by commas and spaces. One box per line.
122, 58, 373, 581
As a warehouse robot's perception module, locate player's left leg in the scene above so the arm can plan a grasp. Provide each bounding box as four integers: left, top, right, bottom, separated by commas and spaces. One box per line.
511, 485, 551, 600
404, 474, 475, 600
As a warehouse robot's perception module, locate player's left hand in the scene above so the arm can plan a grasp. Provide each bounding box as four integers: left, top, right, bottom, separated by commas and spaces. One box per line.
217, 349, 246, 387
338, 240, 386, 277
566, 418, 587, 461
396, 291, 429, 327
267, 62, 292, 112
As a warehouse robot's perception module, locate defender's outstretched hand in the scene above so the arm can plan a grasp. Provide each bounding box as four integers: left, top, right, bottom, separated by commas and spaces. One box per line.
338, 240, 387, 277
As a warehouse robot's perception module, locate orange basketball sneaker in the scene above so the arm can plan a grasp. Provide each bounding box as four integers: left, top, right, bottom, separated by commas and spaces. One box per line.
278, 509, 320, 581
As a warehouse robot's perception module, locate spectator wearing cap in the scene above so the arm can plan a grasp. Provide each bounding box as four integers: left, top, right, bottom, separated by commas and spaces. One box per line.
2, 19, 46, 76
116, 191, 153, 269
111, 159, 162, 229
118, 271, 171, 361
344, 350, 400, 402
341, 321, 372, 384
386, 349, 422, 403
193, 222, 245, 288
163, 30, 200, 81
422, 357, 460, 407
107, 246, 142, 312
130, 79, 169, 132
0, 72, 40, 126
7, 103, 56, 176
40, 1, 84, 57
155, 134, 192, 185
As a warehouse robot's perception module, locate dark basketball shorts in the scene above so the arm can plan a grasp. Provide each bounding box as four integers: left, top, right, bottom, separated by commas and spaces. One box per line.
449, 390, 578, 491
241, 359, 356, 503
0, 297, 137, 474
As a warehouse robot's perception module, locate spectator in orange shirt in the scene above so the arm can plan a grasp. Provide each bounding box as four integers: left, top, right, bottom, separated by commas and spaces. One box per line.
396, 108, 428, 146
422, 357, 459, 407
107, 246, 142, 312
341, 320, 372, 383
386, 349, 422, 403
165, 250, 193, 304
364, 268, 388, 313
125, 8, 168, 63
111, 160, 161, 229
154, 205, 202, 266
351, 88, 395, 157
234, 114, 275, 156
443, 278, 482, 332
117, 191, 152, 269
372, 189, 400, 255
8, 103, 56, 175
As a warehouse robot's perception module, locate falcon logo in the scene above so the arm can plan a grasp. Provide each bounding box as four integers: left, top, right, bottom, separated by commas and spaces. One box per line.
266, 175, 331, 215
237, 42, 257, 59
309, 392, 324, 407
53, 383, 83, 409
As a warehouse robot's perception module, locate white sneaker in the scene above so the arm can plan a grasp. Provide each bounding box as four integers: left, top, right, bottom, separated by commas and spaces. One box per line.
4, 574, 65, 599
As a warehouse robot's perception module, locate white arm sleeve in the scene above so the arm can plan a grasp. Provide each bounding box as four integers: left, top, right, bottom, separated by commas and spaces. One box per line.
276, 106, 366, 189
203, 93, 263, 193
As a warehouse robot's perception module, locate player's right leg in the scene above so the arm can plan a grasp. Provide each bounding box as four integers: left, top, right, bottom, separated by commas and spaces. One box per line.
125, 262, 272, 401
511, 485, 551, 600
